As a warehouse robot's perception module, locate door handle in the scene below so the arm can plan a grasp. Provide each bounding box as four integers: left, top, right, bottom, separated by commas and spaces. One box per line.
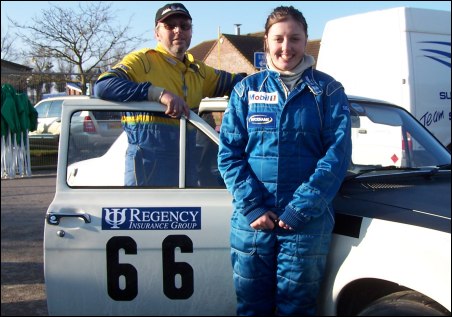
46, 212, 91, 225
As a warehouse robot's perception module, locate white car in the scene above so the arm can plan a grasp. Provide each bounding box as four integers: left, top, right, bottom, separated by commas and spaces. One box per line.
44, 96, 451, 316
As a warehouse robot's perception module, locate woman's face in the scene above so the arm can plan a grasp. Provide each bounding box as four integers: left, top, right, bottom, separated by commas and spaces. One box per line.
266, 17, 307, 71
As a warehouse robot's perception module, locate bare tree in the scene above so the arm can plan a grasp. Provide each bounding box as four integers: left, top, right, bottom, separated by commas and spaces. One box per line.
26, 50, 54, 102
1, 26, 18, 60
9, 1, 144, 94
54, 60, 75, 92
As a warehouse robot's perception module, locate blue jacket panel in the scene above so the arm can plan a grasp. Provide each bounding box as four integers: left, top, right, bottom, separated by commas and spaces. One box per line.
218, 68, 352, 230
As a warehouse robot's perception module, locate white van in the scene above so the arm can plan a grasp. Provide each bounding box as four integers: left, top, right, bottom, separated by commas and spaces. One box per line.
316, 7, 451, 151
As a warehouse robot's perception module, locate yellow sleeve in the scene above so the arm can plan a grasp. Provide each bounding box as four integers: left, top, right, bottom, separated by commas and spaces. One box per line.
98, 48, 153, 82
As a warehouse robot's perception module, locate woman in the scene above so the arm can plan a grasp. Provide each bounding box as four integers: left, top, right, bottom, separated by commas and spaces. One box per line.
218, 6, 352, 316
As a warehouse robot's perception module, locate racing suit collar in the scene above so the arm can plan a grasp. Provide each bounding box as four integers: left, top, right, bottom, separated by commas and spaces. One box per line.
155, 43, 196, 71
265, 66, 323, 96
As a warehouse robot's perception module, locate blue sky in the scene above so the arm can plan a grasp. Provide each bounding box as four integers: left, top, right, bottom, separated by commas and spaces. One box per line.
2, 1, 451, 56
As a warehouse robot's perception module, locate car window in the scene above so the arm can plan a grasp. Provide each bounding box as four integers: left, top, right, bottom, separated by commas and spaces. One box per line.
67, 110, 225, 189
186, 121, 224, 188
201, 99, 450, 171
91, 111, 121, 121
34, 100, 51, 118
47, 100, 63, 118
348, 101, 449, 171
199, 111, 223, 132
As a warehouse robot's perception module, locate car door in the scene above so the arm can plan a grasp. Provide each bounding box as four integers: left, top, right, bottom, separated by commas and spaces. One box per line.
44, 99, 236, 316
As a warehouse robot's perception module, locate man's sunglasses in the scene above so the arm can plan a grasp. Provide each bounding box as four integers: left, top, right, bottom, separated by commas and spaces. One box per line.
161, 23, 192, 31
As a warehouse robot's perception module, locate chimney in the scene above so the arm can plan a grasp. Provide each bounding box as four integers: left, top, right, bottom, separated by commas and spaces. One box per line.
234, 24, 242, 36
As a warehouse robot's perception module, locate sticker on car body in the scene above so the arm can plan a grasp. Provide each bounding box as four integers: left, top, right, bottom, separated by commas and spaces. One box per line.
102, 207, 201, 230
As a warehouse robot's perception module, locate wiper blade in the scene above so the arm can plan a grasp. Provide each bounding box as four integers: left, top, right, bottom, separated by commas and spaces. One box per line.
437, 163, 451, 170
345, 165, 429, 180
360, 165, 421, 173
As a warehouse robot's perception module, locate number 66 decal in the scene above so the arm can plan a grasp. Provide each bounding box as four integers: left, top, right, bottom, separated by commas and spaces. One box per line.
107, 235, 194, 301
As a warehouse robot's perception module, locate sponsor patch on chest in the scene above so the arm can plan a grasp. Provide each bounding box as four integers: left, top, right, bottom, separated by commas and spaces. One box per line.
248, 91, 279, 104
248, 112, 276, 129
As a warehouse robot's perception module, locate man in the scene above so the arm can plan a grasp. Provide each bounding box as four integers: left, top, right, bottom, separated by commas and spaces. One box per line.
95, 3, 243, 186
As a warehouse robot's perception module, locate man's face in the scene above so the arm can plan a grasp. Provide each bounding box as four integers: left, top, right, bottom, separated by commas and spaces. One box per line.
155, 15, 192, 60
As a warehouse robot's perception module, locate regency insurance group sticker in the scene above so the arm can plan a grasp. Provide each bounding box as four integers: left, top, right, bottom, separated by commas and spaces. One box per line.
102, 207, 201, 230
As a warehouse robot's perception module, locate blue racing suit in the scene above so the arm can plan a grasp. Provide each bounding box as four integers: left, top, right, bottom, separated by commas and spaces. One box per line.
218, 68, 352, 315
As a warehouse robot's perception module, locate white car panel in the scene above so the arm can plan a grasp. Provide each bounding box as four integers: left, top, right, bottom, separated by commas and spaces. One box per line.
320, 218, 451, 315
45, 189, 235, 315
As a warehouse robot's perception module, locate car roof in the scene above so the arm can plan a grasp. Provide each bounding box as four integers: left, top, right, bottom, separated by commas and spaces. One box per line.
35, 95, 91, 105
347, 94, 394, 105
34, 94, 397, 113
198, 97, 228, 113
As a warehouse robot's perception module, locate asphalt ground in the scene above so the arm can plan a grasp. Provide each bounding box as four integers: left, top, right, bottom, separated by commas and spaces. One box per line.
1, 169, 56, 316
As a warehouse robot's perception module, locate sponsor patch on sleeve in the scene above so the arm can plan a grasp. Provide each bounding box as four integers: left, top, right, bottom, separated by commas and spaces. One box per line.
102, 207, 201, 230
114, 64, 130, 72
342, 105, 350, 112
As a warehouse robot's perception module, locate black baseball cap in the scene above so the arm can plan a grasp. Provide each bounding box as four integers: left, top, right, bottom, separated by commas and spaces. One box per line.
155, 3, 192, 25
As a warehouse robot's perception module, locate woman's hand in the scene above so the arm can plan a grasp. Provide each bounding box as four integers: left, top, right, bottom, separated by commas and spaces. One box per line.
250, 211, 279, 230
250, 211, 293, 231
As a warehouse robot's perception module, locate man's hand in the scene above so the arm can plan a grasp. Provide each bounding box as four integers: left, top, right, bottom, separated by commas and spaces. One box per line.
159, 90, 190, 118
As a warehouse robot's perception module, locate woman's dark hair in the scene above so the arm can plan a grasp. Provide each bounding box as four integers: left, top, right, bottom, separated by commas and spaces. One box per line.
264, 6, 308, 52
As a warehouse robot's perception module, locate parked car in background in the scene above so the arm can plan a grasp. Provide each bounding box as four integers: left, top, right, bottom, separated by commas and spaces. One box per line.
44, 96, 450, 316
29, 96, 122, 161
29, 96, 89, 144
